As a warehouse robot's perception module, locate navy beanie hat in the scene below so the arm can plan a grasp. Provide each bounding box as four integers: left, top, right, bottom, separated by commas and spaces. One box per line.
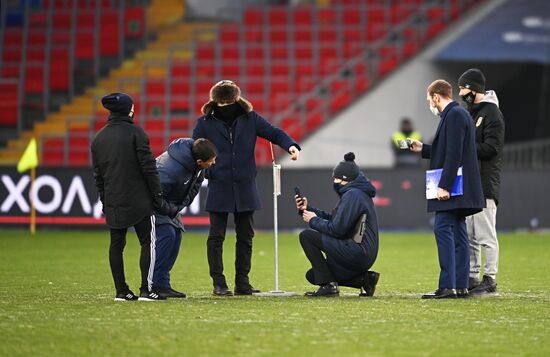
333, 152, 360, 181
101, 92, 134, 115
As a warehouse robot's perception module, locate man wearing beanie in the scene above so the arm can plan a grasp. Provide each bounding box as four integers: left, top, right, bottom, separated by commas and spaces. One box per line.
458, 68, 505, 296
295, 152, 380, 297
91, 92, 180, 301
193, 80, 301, 296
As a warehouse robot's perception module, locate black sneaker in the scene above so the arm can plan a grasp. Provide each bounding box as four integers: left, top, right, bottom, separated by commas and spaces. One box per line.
469, 277, 481, 290
359, 271, 380, 297
155, 287, 187, 298
138, 291, 167, 301
456, 288, 469, 298
305, 282, 339, 297
114, 291, 138, 301
469, 275, 497, 296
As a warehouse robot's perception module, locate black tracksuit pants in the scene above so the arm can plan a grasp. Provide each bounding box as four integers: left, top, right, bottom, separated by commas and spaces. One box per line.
109, 215, 156, 294
207, 211, 254, 288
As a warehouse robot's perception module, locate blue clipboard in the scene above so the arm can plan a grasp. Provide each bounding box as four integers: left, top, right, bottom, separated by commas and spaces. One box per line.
426, 167, 463, 200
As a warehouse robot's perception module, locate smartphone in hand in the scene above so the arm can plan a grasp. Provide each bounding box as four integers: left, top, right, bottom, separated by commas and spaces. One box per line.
294, 186, 304, 216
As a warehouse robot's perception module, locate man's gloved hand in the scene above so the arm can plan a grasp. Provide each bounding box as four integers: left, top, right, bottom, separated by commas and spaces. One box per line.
157, 200, 183, 219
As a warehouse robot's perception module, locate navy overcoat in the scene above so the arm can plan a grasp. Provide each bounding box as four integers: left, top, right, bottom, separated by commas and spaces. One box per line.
421, 101, 485, 216
193, 111, 299, 213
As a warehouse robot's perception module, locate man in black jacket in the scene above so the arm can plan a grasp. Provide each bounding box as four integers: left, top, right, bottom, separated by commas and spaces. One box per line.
91, 92, 179, 302
153, 138, 217, 298
458, 69, 505, 296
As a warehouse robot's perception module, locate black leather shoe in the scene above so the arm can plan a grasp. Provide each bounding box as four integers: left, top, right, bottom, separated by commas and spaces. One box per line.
421, 288, 457, 299
360, 271, 380, 297
456, 288, 469, 298
234, 285, 261, 295
213, 286, 233, 296
156, 287, 186, 298
305, 282, 339, 297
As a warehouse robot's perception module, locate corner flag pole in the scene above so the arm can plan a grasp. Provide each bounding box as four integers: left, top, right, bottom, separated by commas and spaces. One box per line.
271, 143, 281, 292
254, 143, 297, 296
17, 137, 39, 236
30, 166, 36, 235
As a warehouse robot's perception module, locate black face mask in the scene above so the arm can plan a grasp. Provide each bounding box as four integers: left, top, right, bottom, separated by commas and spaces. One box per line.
402, 129, 413, 136
333, 182, 343, 195
461, 91, 476, 106
215, 102, 243, 124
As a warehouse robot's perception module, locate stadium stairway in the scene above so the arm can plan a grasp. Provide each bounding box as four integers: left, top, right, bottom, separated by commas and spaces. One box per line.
0, 0, 214, 165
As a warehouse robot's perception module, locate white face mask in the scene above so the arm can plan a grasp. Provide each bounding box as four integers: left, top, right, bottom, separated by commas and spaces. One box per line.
429, 105, 439, 116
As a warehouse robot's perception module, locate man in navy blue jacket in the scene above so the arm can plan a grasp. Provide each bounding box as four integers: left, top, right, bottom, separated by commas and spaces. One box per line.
153, 138, 217, 298
296, 152, 380, 297
193, 80, 300, 296
410, 79, 485, 299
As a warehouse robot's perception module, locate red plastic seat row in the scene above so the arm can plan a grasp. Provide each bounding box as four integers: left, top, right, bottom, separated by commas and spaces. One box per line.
0, 82, 19, 125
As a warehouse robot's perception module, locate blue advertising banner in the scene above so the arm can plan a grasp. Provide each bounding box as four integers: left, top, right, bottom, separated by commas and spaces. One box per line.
437, 0, 550, 63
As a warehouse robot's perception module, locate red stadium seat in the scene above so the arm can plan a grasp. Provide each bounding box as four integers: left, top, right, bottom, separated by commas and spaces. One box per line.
269, 8, 288, 26
292, 7, 313, 26
99, 11, 119, 56
220, 24, 240, 43
245, 45, 264, 61
0, 82, 19, 126
244, 8, 264, 26
49, 48, 70, 90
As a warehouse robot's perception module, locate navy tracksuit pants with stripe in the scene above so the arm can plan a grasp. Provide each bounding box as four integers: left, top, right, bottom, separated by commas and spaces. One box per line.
152, 224, 182, 290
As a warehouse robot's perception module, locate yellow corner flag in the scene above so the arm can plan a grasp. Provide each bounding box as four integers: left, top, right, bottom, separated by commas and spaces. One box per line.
17, 138, 39, 173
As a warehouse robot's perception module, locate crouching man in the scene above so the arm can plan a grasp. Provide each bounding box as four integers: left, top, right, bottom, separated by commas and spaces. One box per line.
296, 152, 380, 297
153, 138, 217, 298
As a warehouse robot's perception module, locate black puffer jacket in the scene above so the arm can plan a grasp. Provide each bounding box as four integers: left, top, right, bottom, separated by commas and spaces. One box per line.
91, 113, 163, 228
467, 91, 505, 204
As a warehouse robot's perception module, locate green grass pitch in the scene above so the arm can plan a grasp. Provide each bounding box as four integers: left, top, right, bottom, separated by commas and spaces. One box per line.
1, 229, 549, 356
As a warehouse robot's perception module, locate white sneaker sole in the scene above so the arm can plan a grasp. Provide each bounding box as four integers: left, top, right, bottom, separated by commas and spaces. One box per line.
138, 297, 166, 301
114, 298, 135, 301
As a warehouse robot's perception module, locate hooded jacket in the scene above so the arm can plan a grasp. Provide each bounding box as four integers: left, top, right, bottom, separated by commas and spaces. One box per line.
307, 174, 379, 281
467, 90, 505, 204
193, 100, 299, 213
155, 138, 205, 231
91, 113, 163, 229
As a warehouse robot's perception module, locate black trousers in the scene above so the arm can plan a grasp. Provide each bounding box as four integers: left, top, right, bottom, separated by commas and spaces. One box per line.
109, 215, 155, 294
299, 229, 335, 285
207, 211, 254, 288
300, 229, 366, 288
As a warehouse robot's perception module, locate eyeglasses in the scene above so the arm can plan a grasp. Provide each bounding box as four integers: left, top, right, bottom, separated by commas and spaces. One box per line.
215, 80, 236, 86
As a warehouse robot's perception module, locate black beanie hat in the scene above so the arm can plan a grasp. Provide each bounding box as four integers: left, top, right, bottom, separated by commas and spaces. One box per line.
458, 68, 486, 93
333, 152, 360, 181
101, 92, 134, 115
